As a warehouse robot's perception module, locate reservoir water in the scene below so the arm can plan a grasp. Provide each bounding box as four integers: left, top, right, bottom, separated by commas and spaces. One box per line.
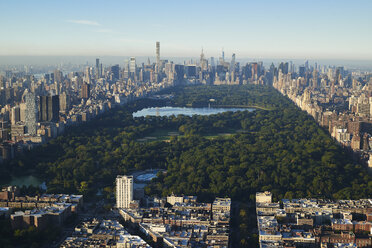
133, 106, 254, 117
5, 175, 43, 188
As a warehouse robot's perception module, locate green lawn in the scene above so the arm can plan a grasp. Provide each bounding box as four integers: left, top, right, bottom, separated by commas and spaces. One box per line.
137, 128, 246, 142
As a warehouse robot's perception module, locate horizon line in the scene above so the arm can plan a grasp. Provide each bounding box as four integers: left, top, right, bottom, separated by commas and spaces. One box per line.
0, 55, 372, 61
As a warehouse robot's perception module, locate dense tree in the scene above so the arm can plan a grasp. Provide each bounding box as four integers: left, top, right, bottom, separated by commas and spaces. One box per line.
0, 85, 370, 202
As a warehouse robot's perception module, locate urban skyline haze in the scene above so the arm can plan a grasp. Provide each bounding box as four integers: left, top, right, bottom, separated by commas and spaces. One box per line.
0, 0, 372, 60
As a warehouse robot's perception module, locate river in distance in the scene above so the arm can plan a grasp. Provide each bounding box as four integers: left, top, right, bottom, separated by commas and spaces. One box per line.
133, 106, 254, 117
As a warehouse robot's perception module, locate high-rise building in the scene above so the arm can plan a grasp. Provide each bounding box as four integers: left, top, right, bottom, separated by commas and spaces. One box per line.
129, 57, 136, 74
174, 64, 185, 84
81, 83, 90, 99
200, 49, 207, 71
40, 96, 48, 121
299, 66, 306, 78
59, 93, 69, 113
25, 92, 38, 135
95, 58, 100, 79
116, 175, 133, 208
110, 65, 120, 81
39, 95, 60, 122
19, 103, 26, 122
49, 95, 59, 122
230, 53, 236, 73
54, 70, 63, 83
185, 65, 197, 78
85, 67, 92, 83
11, 106, 20, 125
156, 41, 160, 71
210, 57, 215, 69
123, 60, 129, 79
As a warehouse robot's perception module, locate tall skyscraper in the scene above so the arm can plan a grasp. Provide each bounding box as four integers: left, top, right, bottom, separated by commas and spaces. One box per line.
116, 175, 133, 208
59, 93, 69, 113
49, 95, 59, 122
230, 53, 236, 73
85, 67, 92, 83
156, 41, 160, 65
25, 92, 38, 135
156, 41, 160, 73
210, 57, 215, 69
11, 106, 20, 125
40, 96, 48, 121
312, 70, 318, 89
95, 58, 100, 79
81, 83, 90, 99
110, 65, 120, 81
39, 95, 60, 122
123, 60, 129, 79
19, 103, 26, 122
129, 57, 136, 74
200, 49, 207, 71
54, 70, 63, 83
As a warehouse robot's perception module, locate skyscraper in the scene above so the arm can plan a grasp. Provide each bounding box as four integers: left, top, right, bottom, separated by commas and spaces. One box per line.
156, 41, 160, 73
110, 65, 120, 81
81, 83, 90, 99
95, 58, 100, 79
116, 175, 133, 209
11, 106, 20, 125
49, 95, 59, 122
230, 53, 236, 73
39, 95, 60, 122
156, 41, 160, 64
40, 96, 48, 121
19, 103, 26, 122
210, 57, 215, 69
54, 70, 63, 83
129, 57, 136, 74
25, 92, 38, 135
85, 67, 92, 83
59, 93, 69, 113
200, 49, 207, 71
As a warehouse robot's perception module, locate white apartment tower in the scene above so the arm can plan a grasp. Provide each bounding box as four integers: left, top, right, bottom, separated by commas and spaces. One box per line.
116, 175, 133, 208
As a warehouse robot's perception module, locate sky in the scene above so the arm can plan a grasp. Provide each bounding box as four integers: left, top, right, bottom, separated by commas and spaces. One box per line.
0, 0, 372, 60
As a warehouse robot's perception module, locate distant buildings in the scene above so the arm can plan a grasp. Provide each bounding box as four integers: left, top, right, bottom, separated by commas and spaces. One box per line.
11, 203, 72, 230
273, 61, 372, 167
119, 195, 231, 247
256, 191, 372, 248
60, 219, 150, 248
0, 186, 84, 230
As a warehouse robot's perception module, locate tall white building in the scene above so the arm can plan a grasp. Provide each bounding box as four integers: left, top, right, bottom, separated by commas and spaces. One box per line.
129, 57, 136, 73
116, 175, 133, 208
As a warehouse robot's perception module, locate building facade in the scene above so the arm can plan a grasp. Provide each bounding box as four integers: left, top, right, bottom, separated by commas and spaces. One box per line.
116, 175, 133, 209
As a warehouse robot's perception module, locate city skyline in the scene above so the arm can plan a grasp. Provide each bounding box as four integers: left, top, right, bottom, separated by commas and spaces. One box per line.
0, 0, 372, 60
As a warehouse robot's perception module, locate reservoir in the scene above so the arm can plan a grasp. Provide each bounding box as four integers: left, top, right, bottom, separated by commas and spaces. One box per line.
4, 175, 43, 188
133, 106, 254, 117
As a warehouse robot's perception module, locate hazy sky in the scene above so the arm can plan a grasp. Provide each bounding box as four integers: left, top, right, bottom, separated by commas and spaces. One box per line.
1, 0, 371, 60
